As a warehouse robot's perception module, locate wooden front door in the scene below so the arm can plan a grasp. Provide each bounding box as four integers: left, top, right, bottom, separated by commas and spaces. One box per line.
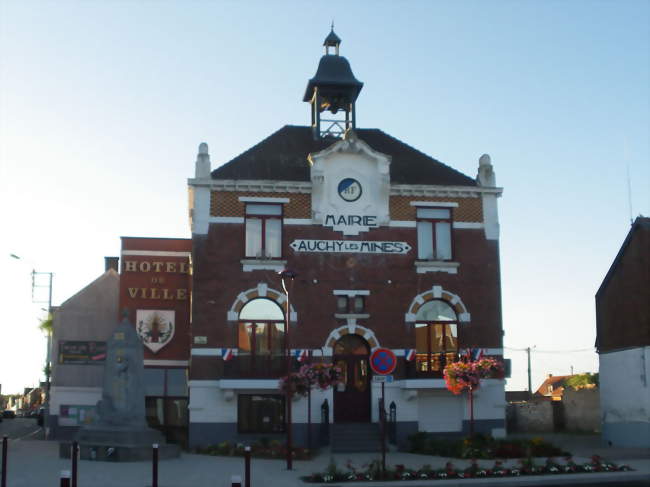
333, 335, 371, 423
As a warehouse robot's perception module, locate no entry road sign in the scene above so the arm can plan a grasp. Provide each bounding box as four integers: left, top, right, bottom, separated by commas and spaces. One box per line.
370, 348, 397, 375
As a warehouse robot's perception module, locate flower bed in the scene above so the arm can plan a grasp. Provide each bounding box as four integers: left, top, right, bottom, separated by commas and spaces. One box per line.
303, 456, 632, 483
408, 433, 568, 459
195, 439, 312, 460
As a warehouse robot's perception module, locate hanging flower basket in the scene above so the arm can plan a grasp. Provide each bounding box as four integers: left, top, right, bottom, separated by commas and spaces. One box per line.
279, 363, 343, 397
443, 357, 503, 395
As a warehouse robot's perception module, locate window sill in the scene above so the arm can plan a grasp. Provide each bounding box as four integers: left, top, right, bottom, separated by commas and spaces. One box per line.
241, 259, 287, 272
414, 260, 460, 274
334, 313, 370, 319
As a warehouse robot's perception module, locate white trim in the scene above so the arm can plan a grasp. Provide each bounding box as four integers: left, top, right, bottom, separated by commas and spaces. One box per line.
241, 259, 287, 272
391, 184, 503, 197
238, 196, 290, 203
332, 290, 370, 296
188, 380, 220, 388
334, 313, 369, 320
402, 379, 447, 389
191, 348, 220, 356
210, 216, 244, 224
284, 218, 313, 225
121, 250, 191, 257
410, 201, 459, 208
189, 179, 313, 193
144, 360, 188, 367
388, 221, 416, 228
415, 261, 460, 274
219, 379, 280, 390
389, 221, 484, 229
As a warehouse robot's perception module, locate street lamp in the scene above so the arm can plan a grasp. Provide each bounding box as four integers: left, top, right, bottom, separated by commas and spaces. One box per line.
10, 254, 54, 433
279, 269, 296, 470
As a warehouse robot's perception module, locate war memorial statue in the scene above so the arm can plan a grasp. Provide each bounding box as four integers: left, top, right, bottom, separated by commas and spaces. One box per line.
61, 317, 180, 461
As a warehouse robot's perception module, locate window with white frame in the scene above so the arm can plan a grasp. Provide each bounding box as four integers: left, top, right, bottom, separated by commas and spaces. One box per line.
416, 207, 453, 261
245, 204, 282, 259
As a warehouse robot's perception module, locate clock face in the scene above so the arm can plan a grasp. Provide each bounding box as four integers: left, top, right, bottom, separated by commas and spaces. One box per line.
337, 178, 362, 202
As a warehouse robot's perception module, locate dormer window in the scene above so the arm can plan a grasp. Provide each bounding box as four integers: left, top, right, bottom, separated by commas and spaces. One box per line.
245, 204, 282, 259
416, 207, 453, 261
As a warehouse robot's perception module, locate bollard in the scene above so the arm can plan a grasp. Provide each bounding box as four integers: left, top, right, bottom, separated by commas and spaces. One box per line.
2, 436, 7, 487
231, 474, 242, 487
152, 444, 159, 487
60, 470, 71, 487
71, 441, 78, 487
244, 446, 251, 487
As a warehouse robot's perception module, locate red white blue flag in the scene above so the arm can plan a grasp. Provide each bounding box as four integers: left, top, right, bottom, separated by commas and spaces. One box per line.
293, 349, 308, 362
221, 348, 234, 361
405, 349, 416, 362
465, 348, 484, 361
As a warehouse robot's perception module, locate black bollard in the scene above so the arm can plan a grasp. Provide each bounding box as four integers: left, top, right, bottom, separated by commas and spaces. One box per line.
60, 470, 71, 487
71, 441, 78, 487
152, 443, 159, 487
244, 446, 251, 487
1, 436, 7, 487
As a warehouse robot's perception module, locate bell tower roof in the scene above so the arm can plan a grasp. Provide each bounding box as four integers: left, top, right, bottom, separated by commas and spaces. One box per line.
303, 29, 363, 139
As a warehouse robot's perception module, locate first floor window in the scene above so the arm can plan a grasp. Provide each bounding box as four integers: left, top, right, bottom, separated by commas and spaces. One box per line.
237, 298, 286, 375
245, 204, 282, 258
414, 300, 459, 373
416, 207, 452, 260
238, 394, 285, 433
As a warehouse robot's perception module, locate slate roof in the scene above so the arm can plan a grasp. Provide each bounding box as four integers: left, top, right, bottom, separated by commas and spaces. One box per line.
211, 125, 477, 186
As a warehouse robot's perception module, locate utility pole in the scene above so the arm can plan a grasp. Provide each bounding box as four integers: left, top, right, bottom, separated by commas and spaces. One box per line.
526, 347, 532, 398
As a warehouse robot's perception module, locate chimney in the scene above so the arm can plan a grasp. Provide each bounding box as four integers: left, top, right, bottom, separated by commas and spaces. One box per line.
105, 257, 119, 272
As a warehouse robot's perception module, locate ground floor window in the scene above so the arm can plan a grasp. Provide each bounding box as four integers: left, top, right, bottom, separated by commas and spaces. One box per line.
237, 394, 285, 434
146, 397, 189, 447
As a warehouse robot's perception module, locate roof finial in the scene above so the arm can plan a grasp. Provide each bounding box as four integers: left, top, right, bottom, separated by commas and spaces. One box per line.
331, 20, 334, 31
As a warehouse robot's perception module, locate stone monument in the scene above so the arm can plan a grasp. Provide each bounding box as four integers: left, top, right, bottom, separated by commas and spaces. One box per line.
60, 317, 180, 461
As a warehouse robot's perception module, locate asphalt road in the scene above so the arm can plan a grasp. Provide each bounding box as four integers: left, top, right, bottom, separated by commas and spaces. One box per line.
0, 417, 42, 440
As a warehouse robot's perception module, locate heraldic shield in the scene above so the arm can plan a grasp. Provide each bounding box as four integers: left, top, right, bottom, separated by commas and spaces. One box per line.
136, 309, 175, 353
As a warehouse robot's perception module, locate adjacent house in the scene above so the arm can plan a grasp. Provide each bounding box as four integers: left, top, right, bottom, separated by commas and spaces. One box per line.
596, 216, 650, 447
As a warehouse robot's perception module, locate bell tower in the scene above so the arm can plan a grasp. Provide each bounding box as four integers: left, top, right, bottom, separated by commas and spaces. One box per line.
303, 28, 364, 139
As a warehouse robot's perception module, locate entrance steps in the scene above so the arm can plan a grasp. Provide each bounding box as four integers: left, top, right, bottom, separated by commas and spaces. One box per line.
331, 422, 382, 453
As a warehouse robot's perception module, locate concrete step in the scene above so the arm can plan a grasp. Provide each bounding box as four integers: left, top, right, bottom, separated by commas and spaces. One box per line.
331, 422, 383, 453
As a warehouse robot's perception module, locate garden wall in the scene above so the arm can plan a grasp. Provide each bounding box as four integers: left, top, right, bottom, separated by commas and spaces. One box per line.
563, 388, 600, 432
506, 399, 553, 433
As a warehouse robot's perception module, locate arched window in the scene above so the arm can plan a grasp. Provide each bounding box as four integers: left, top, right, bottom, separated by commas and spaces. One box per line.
238, 299, 285, 375
414, 300, 458, 375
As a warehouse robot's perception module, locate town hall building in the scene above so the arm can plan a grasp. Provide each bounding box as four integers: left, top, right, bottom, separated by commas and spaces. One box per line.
186, 30, 506, 449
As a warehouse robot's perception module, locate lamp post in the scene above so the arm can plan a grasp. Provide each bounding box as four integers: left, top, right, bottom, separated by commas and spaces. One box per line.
10, 254, 53, 434
279, 269, 296, 470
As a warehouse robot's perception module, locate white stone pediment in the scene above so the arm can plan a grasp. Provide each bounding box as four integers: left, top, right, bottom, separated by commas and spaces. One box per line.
309, 131, 391, 236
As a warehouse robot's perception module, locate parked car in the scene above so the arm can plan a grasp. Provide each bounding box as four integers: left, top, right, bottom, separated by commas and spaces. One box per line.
2, 410, 16, 419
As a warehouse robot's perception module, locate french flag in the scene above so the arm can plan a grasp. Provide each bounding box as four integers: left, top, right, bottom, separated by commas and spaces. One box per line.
405, 349, 416, 362
294, 349, 308, 362
221, 348, 234, 361
468, 348, 484, 361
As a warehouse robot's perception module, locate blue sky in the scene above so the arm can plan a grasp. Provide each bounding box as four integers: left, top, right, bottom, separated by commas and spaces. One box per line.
1, 0, 648, 394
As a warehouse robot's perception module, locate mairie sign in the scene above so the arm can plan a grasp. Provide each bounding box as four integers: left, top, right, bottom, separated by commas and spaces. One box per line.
290, 239, 411, 255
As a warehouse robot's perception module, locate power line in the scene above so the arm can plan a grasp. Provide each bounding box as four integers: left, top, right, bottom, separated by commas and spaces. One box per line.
504, 346, 595, 354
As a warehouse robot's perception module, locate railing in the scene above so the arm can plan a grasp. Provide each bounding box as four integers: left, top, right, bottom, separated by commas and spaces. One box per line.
404, 352, 460, 379
222, 356, 295, 379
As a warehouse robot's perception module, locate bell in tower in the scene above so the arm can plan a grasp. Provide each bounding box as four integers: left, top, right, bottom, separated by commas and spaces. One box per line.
303, 27, 364, 139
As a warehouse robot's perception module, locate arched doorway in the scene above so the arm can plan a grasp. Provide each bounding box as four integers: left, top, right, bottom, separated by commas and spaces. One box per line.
333, 334, 371, 422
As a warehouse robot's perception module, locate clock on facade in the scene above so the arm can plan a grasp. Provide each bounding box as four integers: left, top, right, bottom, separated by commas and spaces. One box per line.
337, 178, 362, 202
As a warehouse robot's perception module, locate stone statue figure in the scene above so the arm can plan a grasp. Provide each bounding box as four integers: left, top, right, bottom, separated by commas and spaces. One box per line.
96, 317, 147, 427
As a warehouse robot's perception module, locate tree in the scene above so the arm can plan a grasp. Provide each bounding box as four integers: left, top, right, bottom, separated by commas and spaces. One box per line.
564, 373, 599, 390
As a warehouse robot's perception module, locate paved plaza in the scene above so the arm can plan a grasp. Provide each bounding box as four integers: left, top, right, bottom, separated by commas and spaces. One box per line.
1, 431, 648, 487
